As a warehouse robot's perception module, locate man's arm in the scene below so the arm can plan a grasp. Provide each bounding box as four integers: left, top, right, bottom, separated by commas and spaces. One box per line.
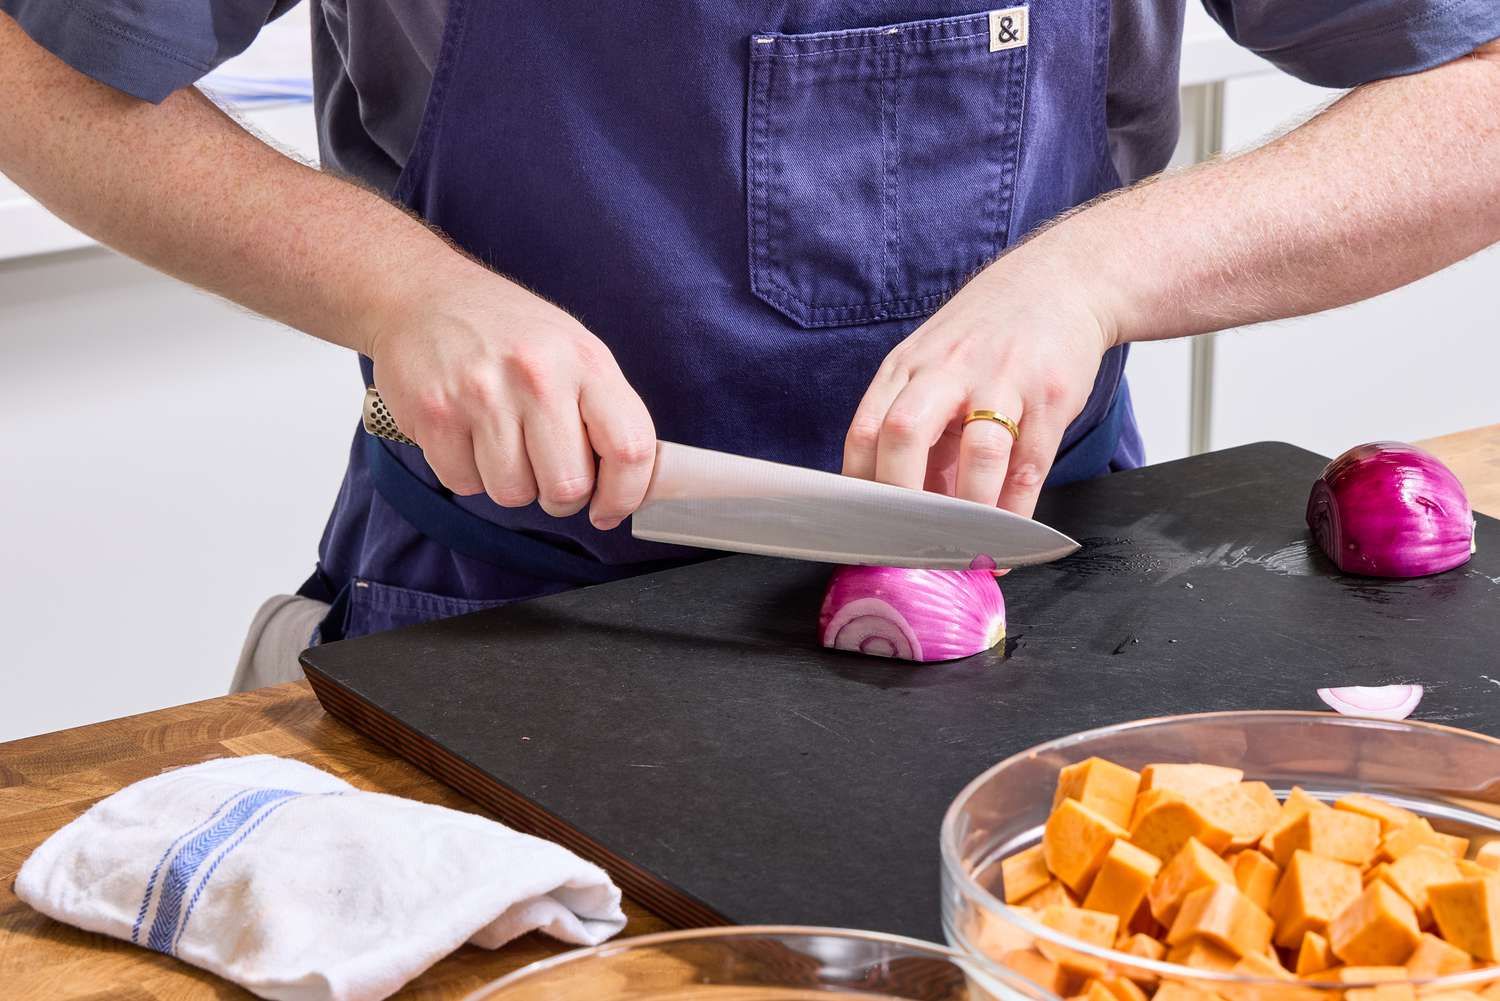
0, 13, 656, 529
844, 39, 1500, 516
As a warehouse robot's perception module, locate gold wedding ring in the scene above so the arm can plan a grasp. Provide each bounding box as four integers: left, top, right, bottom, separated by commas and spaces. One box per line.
962, 410, 1021, 441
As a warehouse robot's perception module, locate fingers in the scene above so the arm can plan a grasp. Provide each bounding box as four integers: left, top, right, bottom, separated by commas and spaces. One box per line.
580, 372, 657, 531
522, 398, 597, 518
843, 364, 908, 481
996, 405, 1067, 518
874, 378, 954, 490
418, 425, 487, 497
954, 397, 1023, 507
472, 414, 537, 508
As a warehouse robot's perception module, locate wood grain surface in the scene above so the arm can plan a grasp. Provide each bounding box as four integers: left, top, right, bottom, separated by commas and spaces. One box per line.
0, 682, 669, 1000
1420, 422, 1500, 516
1, 423, 1494, 999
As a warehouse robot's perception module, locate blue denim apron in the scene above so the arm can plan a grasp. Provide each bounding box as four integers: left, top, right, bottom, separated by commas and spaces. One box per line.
306, 0, 1143, 640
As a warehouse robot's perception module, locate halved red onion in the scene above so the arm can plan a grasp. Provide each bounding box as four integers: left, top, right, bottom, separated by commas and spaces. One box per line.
1317, 685, 1423, 721
819, 566, 1005, 663
1307, 442, 1475, 578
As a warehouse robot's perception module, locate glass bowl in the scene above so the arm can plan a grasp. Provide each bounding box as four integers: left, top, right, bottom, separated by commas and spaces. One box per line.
465, 925, 1053, 1000
941, 711, 1500, 998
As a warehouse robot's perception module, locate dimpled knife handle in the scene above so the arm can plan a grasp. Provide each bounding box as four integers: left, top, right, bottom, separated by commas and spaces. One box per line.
362, 387, 420, 448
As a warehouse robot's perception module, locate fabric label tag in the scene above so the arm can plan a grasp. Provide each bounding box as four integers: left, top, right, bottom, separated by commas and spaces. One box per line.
989, 7, 1029, 52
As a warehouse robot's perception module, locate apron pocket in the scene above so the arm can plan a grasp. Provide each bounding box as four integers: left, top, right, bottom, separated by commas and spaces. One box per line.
747, 9, 1029, 329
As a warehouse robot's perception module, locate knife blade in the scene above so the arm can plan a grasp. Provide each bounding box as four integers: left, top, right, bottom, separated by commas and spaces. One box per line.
362, 387, 1079, 569
633, 440, 1079, 569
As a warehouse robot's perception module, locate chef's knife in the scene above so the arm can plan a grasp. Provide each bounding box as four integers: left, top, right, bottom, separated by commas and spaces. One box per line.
362, 387, 1079, 569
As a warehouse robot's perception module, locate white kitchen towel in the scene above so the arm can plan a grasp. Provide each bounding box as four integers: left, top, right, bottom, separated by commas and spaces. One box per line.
15, 755, 626, 1001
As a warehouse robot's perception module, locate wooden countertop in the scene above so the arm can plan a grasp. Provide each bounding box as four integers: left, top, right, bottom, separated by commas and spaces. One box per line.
3, 422, 1497, 999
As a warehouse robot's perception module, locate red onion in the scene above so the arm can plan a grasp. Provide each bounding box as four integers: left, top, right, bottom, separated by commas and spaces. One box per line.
1317, 686, 1423, 721
1307, 442, 1475, 578
819, 566, 1005, 663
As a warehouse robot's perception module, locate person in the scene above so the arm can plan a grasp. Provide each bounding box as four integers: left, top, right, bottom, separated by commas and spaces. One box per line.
2, 3, 1497, 688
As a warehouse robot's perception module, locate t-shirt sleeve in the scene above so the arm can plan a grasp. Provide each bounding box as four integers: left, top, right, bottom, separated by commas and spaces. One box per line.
1201, 0, 1500, 88
2, 0, 302, 103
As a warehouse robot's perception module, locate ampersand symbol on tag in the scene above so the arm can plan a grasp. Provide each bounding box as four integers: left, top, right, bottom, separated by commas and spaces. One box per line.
995, 15, 1019, 43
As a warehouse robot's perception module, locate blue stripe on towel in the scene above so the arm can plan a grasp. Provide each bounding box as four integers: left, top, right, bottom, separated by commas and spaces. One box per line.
144, 788, 300, 954
169, 793, 315, 955
131, 787, 251, 945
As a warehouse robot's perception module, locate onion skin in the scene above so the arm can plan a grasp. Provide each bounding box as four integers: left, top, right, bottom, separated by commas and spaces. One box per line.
1307, 442, 1475, 578
1317, 685, 1423, 721
819, 566, 1005, 664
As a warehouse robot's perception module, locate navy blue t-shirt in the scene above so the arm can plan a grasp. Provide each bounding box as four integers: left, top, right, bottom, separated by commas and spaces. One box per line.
6, 1, 1498, 196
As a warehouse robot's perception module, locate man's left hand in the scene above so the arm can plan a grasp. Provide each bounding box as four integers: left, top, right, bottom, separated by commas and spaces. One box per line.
841, 258, 1114, 519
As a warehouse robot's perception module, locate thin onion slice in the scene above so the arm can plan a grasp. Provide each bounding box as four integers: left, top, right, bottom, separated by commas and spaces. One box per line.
1317, 685, 1423, 721
819, 566, 1005, 664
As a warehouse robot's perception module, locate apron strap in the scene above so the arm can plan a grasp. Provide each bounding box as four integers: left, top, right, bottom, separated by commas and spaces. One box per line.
364, 434, 678, 586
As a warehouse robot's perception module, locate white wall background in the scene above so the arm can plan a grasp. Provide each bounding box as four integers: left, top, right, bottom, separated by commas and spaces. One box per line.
1, 8, 1497, 741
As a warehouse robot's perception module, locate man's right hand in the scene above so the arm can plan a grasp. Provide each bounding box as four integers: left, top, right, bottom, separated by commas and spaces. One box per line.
368, 275, 657, 531
0, 13, 656, 532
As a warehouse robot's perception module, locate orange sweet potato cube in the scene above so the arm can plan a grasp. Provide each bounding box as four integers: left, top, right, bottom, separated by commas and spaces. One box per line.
1133, 796, 1234, 862
1022, 879, 1081, 910
1151, 838, 1237, 926
1155, 983, 1225, 1001
1101, 976, 1151, 1001
1346, 986, 1417, 1001
974, 904, 1041, 959
1329, 881, 1422, 967
1141, 764, 1244, 797
1037, 906, 1121, 979
1085, 839, 1164, 927
1475, 842, 1500, 872
1406, 932, 1474, 977
1295, 930, 1336, 975
1079, 980, 1118, 1001
1166, 884, 1275, 959
1336, 795, 1421, 836
1056, 757, 1143, 830
1233, 850, 1282, 912
1458, 860, 1500, 881
1000, 949, 1079, 996
1430, 877, 1500, 961
1117, 932, 1166, 963
1262, 788, 1329, 858
1005, 844, 1054, 903
1335, 967, 1410, 983
1380, 819, 1449, 863
1273, 809, 1382, 869
1379, 846, 1463, 927
1437, 833, 1472, 859
1167, 937, 1241, 971
1269, 850, 1364, 949
1196, 783, 1283, 852
1046, 799, 1129, 895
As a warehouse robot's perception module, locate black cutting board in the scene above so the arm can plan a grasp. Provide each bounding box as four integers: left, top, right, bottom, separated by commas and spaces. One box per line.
301, 442, 1500, 941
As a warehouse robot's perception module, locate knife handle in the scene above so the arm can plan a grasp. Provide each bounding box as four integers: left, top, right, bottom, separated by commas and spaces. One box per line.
362, 387, 420, 449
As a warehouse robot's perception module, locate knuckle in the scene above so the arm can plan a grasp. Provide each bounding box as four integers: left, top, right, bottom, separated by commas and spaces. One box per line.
506, 348, 556, 395
881, 408, 926, 443
609, 433, 657, 467
411, 392, 459, 432
845, 417, 883, 452
1038, 374, 1073, 406
963, 437, 1012, 469
458, 371, 502, 410
488, 482, 538, 508
1006, 462, 1047, 490
543, 474, 594, 507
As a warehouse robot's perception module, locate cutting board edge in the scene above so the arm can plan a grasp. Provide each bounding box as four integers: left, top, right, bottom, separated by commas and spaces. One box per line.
301, 658, 732, 932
